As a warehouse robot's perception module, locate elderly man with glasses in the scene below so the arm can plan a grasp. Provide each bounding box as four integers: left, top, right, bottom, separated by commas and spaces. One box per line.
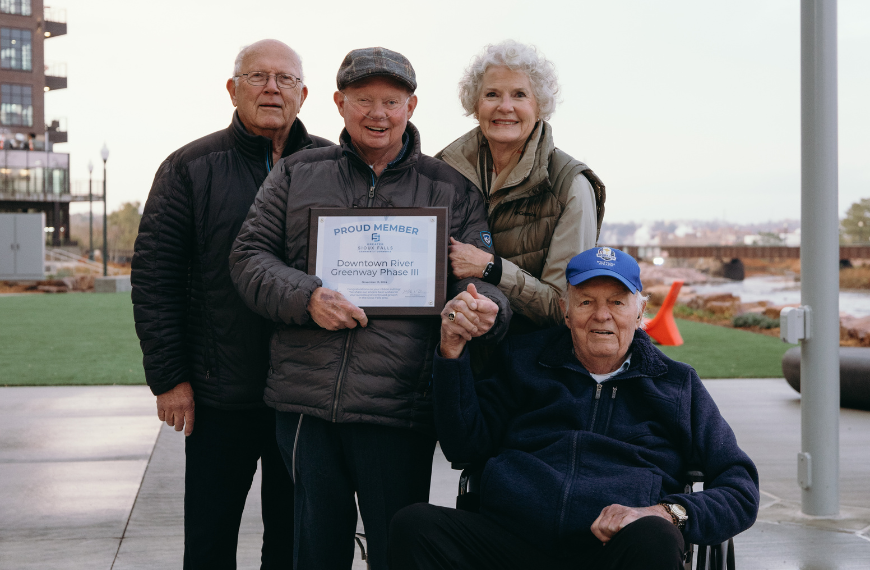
230, 47, 510, 570
131, 39, 331, 569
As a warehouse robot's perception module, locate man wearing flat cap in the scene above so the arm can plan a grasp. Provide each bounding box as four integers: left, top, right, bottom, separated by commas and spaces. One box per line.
230, 47, 510, 570
390, 247, 759, 569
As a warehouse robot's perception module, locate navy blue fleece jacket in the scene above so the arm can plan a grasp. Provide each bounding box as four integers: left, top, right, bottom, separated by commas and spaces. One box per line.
433, 327, 759, 551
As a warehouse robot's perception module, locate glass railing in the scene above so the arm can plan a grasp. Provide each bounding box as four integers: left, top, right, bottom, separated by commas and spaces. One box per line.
0, 149, 69, 195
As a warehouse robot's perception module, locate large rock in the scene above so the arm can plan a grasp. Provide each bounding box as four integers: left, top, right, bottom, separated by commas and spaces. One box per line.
763, 304, 800, 320
739, 301, 768, 314
840, 315, 870, 347
645, 285, 674, 306
706, 301, 738, 315
94, 275, 132, 293
687, 292, 740, 314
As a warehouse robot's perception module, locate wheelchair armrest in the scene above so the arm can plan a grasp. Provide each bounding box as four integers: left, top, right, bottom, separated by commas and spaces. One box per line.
685, 470, 706, 484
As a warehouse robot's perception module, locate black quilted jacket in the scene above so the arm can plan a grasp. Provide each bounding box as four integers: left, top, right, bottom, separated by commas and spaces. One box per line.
131, 112, 332, 408
229, 123, 511, 433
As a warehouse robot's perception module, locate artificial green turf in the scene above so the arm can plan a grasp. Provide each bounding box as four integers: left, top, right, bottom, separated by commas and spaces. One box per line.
0, 294, 793, 385
0, 293, 145, 386
656, 318, 797, 379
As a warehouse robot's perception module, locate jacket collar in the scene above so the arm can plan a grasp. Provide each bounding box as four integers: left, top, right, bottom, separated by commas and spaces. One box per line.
539, 326, 668, 379
230, 110, 316, 162
339, 121, 422, 173
438, 120, 555, 200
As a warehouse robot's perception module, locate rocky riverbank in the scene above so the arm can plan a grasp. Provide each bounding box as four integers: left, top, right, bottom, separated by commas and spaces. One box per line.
640, 263, 870, 347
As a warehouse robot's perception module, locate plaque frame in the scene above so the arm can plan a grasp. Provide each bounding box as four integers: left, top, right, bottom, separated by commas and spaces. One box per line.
307, 207, 448, 316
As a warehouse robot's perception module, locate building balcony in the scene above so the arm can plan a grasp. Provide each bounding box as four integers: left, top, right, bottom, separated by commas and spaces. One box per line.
44, 62, 67, 91
0, 149, 73, 202
43, 7, 67, 38
47, 119, 67, 144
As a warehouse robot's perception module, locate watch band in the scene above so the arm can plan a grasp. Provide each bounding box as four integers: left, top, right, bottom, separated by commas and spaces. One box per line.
482, 261, 494, 279
481, 256, 502, 285
659, 502, 687, 530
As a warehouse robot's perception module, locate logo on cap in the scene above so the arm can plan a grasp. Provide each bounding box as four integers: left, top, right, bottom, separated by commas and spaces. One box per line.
596, 247, 616, 262
480, 231, 493, 248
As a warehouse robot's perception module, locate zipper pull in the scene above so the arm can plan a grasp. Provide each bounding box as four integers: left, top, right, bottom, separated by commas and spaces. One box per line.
611, 386, 618, 399
595, 384, 602, 399
369, 186, 375, 198
205, 370, 210, 379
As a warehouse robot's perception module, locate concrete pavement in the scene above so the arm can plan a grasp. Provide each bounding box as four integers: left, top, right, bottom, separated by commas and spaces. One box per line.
1, 380, 868, 569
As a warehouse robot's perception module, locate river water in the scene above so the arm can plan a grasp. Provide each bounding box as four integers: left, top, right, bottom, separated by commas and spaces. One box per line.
689, 275, 870, 318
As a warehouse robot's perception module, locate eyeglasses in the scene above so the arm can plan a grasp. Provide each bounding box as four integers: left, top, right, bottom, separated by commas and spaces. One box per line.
235, 72, 302, 89
342, 93, 409, 117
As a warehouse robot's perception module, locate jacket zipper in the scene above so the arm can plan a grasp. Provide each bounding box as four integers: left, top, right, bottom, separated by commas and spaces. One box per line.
367, 169, 377, 206
588, 383, 603, 431
331, 329, 356, 422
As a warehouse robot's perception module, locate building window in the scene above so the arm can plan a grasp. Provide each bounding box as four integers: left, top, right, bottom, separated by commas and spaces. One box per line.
0, 28, 32, 71
1, 84, 32, 126
0, 0, 32, 16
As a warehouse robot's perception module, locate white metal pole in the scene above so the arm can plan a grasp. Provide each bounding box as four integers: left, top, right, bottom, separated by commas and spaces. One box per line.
800, 0, 839, 516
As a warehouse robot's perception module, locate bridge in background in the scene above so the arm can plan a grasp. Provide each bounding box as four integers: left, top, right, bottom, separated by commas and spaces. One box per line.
609, 245, 870, 261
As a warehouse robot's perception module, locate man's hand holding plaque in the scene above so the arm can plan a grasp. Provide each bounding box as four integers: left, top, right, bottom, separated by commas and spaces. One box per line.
308, 287, 369, 331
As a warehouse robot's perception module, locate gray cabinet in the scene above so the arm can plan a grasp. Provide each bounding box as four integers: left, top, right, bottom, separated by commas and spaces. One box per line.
0, 213, 46, 280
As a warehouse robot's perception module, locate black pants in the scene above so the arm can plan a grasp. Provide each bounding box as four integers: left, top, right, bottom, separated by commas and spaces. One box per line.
276, 413, 436, 570
389, 503, 685, 570
183, 405, 295, 570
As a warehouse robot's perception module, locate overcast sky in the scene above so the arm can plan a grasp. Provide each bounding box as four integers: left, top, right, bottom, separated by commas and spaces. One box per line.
52, 0, 869, 224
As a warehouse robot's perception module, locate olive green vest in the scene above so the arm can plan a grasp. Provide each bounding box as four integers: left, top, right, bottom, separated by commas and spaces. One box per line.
437, 122, 605, 282
488, 148, 606, 280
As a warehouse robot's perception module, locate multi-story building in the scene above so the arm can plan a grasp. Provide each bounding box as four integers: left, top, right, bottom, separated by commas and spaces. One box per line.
0, 0, 78, 247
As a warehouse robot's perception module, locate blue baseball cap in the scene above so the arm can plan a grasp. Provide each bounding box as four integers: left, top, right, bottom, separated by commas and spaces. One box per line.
566, 247, 643, 293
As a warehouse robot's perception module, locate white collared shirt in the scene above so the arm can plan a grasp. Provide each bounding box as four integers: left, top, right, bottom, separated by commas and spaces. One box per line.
589, 353, 632, 384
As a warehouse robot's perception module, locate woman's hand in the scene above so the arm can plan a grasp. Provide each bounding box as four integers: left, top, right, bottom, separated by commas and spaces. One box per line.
440, 283, 499, 359
449, 237, 494, 279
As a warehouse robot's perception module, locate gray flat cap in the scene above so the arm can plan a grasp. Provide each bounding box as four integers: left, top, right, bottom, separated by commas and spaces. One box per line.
336, 47, 417, 92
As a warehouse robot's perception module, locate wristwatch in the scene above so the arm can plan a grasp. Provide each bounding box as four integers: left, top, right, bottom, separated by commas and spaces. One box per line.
482, 261, 495, 280
659, 503, 688, 530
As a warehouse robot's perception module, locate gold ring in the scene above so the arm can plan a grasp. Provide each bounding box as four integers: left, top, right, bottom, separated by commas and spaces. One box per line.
448, 311, 456, 321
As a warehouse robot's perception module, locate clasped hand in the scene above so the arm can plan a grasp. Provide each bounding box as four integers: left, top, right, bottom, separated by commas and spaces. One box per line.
439, 283, 499, 359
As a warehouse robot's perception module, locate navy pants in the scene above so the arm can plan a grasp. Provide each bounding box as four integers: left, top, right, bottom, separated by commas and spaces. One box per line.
389, 503, 685, 570
184, 405, 295, 570
276, 413, 436, 570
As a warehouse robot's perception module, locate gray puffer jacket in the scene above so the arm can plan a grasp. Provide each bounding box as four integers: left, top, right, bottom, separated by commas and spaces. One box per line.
230, 123, 511, 433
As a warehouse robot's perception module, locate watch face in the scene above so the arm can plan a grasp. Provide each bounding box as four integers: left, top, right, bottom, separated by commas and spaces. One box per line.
671, 504, 687, 518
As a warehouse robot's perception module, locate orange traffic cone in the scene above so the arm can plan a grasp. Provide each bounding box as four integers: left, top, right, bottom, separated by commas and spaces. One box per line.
644, 280, 684, 346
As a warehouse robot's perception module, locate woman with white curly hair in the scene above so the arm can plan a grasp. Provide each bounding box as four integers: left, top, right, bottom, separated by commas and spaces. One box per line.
437, 39, 605, 336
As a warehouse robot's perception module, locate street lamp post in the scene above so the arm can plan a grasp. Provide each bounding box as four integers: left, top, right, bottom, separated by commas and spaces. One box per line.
799, 0, 840, 517
88, 160, 94, 261
101, 144, 109, 276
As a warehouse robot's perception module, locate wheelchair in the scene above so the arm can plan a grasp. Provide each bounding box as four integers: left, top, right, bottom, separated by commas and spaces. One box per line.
454, 463, 736, 570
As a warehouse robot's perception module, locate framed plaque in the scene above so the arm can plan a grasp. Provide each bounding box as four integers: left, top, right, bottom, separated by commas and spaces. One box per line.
307, 208, 448, 316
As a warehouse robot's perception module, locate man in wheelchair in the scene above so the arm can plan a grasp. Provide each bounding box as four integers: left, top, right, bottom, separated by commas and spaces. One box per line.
390, 247, 759, 569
